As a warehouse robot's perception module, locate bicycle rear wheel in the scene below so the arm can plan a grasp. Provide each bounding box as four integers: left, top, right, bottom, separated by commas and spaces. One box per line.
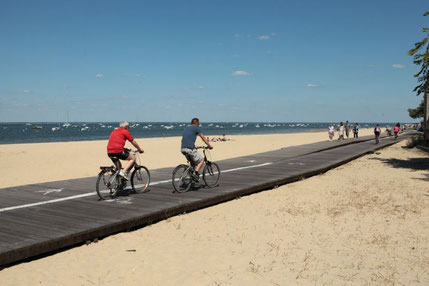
131, 166, 151, 193
96, 169, 119, 200
172, 164, 193, 193
203, 162, 220, 188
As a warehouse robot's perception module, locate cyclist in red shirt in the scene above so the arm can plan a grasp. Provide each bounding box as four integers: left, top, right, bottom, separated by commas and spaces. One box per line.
107, 121, 144, 179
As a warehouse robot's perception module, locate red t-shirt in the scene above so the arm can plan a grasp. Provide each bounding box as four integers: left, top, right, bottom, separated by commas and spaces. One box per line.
107, 128, 134, 154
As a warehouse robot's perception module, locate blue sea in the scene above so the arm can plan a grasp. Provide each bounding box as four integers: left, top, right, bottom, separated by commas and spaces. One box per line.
0, 122, 391, 144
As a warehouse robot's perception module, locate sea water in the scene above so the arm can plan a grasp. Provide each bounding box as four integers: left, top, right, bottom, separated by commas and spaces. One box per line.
0, 122, 393, 144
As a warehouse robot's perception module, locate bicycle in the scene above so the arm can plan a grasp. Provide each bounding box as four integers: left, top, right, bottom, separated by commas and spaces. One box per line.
96, 149, 151, 200
172, 146, 221, 193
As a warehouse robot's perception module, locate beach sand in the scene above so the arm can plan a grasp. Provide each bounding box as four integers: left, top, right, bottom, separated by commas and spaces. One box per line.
0, 128, 375, 188
0, 132, 428, 285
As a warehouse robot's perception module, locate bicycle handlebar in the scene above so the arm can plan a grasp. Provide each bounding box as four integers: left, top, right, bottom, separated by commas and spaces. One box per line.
195, 146, 212, 150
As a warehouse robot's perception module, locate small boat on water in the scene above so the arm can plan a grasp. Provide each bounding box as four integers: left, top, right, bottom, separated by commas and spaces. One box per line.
32, 125, 42, 129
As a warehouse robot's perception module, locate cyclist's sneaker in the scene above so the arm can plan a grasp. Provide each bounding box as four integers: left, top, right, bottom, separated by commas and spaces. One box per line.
191, 171, 200, 182
119, 172, 129, 180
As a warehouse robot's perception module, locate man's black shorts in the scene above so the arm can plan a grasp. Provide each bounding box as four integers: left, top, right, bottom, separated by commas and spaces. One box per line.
108, 149, 130, 162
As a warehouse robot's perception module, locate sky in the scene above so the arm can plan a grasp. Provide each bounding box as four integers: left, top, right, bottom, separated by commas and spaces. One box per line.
0, 0, 427, 123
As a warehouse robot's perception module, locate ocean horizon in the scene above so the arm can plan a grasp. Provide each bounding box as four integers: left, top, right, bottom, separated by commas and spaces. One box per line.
0, 121, 406, 145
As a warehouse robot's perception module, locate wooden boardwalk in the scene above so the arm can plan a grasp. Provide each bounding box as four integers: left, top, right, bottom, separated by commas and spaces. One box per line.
0, 132, 415, 266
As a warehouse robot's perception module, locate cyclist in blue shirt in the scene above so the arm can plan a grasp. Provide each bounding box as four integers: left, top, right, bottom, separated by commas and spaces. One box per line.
181, 118, 213, 180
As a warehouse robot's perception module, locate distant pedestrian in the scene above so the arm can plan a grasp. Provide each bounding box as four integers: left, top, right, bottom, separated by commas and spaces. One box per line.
353, 123, 359, 138
374, 124, 381, 144
337, 122, 344, 141
394, 122, 400, 139
328, 124, 335, 141
386, 125, 393, 136
345, 121, 350, 138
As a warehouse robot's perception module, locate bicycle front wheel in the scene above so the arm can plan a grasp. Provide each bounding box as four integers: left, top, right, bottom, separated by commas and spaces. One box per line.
172, 164, 192, 193
203, 162, 220, 188
96, 170, 119, 200
131, 166, 151, 193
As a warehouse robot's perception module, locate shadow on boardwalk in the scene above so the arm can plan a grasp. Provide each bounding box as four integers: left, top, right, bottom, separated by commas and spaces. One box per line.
370, 157, 429, 181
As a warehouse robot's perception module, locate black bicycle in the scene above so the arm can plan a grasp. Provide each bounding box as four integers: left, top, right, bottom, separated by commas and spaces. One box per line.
96, 150, 150, 200
172, 146, 221, 193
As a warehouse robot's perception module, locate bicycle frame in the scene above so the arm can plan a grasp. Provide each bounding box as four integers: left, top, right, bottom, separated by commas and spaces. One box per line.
184, 147, 211, 171
108, 150, 141, 186
197, 146, 211, 163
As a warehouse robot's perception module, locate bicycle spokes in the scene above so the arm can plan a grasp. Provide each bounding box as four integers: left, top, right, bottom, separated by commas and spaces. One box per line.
131, 166, 150, 193
172, 165, 193, 193
96, 170, 119, 200
203, 162, 220, 188
206, 165, 214, 176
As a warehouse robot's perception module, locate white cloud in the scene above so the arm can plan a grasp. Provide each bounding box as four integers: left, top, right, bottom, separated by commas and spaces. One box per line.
135, 73, 144, 78
265, 50, 272, 54
392, 64, 405, 69
232, 70, 252, 76
307, 83, 319, 88
183, 85, 206, 91
23, 89, 31, 93
95, 73, 104, 78
258, 35, 270, 40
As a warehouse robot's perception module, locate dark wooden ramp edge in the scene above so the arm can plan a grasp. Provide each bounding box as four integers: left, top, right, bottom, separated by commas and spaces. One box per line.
0, 135, 412, 268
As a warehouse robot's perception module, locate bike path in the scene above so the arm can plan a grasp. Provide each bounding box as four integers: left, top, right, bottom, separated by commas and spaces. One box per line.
0, 133, 388, 208
0, 132, 415, 266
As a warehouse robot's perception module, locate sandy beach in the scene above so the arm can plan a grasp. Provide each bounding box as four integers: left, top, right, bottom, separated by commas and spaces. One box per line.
0, 128, 376, 189
0, 130, 427, 285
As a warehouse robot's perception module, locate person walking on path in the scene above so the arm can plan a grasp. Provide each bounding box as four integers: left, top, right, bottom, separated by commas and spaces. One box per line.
328, 124, 335, 141
353, 123, 359, 138
337, 122, 345, 141
394, 122, 400, 139
386, 125, 393, 136
374, 124, 381, 144
345, 121, 350, 139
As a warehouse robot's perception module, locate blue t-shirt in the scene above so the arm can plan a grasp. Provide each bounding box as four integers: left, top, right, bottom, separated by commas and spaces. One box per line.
181, 125, 201, 149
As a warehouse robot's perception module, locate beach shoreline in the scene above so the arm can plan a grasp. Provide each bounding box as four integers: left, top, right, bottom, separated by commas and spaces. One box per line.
0, 121, 392, 145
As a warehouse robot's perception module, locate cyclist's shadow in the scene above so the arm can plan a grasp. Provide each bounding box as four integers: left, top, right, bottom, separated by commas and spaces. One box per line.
115, 187, 151, 197
173, 183, 216, 193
